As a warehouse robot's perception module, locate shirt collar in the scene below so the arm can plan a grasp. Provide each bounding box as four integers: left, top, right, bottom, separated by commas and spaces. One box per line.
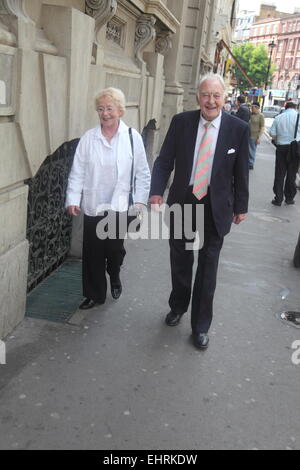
200, 112, 222, 130
94, 119, 127, 140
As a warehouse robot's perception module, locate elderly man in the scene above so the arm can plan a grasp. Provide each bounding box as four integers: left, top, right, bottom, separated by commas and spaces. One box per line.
149, 73, 249, 350
269, 101, 300, 206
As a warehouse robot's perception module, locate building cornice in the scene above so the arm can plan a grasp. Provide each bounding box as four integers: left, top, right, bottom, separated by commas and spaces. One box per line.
129, 0, 179, 32
145, 1, 179, 33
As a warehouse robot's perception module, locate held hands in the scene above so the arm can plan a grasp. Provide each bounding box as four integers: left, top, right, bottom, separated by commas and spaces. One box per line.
67, 205, 81, 216
149, 195, 163, 211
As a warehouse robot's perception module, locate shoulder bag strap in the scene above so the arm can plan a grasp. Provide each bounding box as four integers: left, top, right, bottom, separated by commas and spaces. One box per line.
295, 113, 300, 140
129, 128, 134, 206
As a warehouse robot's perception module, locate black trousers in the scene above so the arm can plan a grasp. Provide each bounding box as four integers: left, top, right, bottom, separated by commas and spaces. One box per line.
273, 145, 298, 203
82, 213, 127, 303
168, 187, 224, 335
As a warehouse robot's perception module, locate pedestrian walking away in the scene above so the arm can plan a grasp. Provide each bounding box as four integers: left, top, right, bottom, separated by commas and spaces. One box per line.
66, 87, 150, 310
149, 73, 249, 350
234, 95, 250, 123
249, 102, 265, 170
269, 101, 300, 206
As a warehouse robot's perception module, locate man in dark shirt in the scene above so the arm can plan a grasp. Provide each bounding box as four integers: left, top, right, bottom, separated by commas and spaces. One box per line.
235, 95, 250, 123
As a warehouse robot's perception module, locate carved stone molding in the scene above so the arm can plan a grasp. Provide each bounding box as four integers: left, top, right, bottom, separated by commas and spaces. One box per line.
0, 0, 33, 22
135, 14, 156, 64
86, 0, 117, 44
155, 30, 172, 56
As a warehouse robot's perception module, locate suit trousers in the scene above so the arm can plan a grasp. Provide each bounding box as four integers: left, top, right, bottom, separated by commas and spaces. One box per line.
273, 145, 298, 203
82, 213, 126, 303
168, 187, 224, 334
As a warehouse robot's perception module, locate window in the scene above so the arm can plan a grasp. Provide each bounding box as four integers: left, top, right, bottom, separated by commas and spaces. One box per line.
106, 17, 125, 47
285, 58, 292, 70
288, 39, 294, 51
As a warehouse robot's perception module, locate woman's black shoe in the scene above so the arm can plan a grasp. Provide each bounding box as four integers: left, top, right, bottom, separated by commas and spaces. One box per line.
79, 298, 97, 310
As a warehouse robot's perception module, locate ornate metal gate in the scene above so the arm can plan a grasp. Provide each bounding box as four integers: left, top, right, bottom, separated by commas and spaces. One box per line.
26, 139, 79, 291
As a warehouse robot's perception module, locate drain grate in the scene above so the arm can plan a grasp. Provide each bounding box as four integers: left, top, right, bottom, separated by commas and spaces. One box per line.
280, 311, 300, 328
26, 259, 83, 323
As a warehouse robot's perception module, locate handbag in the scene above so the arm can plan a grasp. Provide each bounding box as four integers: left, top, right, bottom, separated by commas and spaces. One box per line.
127, 128, 141, 232
288, 113, 300, 163
128, 128, 135, 207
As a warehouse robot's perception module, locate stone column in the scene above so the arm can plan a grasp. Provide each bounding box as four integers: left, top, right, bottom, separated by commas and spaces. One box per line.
134, 13, 156, 130
0, 1, 31, 339
159, 0, 188, 147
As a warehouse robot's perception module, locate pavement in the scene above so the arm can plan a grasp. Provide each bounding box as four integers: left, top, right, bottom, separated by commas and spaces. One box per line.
0, 135, 300, 450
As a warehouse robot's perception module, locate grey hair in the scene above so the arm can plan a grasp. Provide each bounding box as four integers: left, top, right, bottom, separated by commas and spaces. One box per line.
197, 73, 226, 95
95, 87, 126, 114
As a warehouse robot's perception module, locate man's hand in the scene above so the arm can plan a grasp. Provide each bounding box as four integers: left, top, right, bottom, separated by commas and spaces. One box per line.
67, 205, 81, 216
233, 213, 246, 225
149, 195, 163, 211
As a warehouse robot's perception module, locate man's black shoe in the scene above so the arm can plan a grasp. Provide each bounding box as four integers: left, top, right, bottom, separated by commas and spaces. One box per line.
165, 311, 183, 326
285, 200, 295, 205
271, 199, 282, 206
193, 333, 209, 350
110, 277, 122, 300
79, 298, 97, 310
111, 284, 122, 300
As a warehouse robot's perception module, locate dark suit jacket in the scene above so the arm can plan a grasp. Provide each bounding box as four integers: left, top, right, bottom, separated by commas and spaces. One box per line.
150, 110, 249, 237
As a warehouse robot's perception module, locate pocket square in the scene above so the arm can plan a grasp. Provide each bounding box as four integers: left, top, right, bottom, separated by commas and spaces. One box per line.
227, 149, 236, 155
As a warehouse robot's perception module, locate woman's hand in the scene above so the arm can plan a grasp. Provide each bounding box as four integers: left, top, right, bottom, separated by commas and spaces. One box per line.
134, 203, 145, 211
67, 205, 81, 216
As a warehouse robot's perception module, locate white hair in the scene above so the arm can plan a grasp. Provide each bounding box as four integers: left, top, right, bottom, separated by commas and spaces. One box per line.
197, 73, 226, 94
95, 87, 126, 114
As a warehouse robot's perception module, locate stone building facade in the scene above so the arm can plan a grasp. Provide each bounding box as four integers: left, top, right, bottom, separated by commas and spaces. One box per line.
0, 0, 236, 339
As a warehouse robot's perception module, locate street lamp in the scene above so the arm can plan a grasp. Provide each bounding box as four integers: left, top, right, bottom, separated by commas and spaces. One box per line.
264, 39, 276, 91
263, 39, 276, 109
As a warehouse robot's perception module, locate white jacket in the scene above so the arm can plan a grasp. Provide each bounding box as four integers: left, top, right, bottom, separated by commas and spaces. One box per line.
65, 120, 151, 215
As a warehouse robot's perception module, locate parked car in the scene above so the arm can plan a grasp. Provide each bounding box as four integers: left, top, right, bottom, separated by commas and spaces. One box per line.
262, 105, 282, 119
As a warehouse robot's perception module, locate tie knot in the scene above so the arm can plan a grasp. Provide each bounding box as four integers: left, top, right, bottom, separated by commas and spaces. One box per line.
204, 122, 212, 130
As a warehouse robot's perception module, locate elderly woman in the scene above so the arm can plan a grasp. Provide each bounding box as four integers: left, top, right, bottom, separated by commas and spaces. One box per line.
66, 87, 150, 309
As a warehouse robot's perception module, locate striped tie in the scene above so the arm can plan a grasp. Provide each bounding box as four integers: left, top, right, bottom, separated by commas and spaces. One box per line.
192, 122, 213, 200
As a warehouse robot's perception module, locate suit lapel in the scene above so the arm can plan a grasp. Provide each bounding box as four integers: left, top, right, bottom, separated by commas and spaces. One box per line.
185, 110, 201, 180
211, 112, 230, 180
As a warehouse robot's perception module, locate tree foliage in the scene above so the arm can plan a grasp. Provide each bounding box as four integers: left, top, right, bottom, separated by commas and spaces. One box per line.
232, 43, 275, 91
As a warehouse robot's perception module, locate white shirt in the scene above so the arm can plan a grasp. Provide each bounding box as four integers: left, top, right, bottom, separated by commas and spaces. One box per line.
189, 112, 222, 186
269, 109, 300, 145
65, 120, 151, 215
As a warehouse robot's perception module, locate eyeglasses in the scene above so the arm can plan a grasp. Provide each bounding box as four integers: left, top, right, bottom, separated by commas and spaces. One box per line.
96, 106, 117, 113
199, 92, 224, 100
